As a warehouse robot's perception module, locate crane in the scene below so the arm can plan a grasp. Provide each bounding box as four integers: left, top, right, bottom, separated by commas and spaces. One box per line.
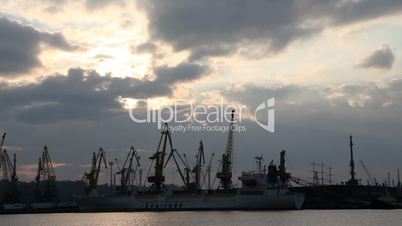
115, 146, 141, 195
0, 133, 14, 181
193, 141, 205, 190
0, 133, 20, 203
34, 146, 58, 202
83, 147, 107, 195
0, 132, 6, 151
217, 110, 235, 191
201, 153, 215, 190
360, 160, 375, 185
0, 149, 17, 182
147, 123, 187, 192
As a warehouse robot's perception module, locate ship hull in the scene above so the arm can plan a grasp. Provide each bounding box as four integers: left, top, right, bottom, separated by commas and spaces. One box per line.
77, 190, 304, 212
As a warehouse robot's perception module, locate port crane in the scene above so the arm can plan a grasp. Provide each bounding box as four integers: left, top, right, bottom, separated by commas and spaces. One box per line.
83, 147, 107, 195
193, 141, 205, 190
147, 123, 187, 192
360, 160, 375, 185
0, 133, 20, 203
115, 146, 141, 195
217, 110, 235, 191
34, 146, 58, 202
201, 153, 215, 190
0, 132, 5, 151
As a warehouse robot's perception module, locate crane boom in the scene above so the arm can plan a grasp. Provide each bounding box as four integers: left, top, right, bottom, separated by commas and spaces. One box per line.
116, 146, 141, 195
360, 160, 374, 185
148, 123, 188, 192
34, 146, 58, 202
0, 133, 6, 150
84, 147, 107, 195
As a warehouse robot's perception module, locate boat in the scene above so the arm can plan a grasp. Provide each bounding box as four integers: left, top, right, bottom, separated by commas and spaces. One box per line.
76, 111, 305, 211
1, 203, 28, 214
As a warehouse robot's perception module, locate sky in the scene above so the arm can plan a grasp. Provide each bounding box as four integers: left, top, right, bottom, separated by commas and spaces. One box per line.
0, 0, 402, 187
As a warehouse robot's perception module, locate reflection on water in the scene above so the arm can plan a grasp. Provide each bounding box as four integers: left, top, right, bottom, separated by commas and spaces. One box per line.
1, 210, 402, 226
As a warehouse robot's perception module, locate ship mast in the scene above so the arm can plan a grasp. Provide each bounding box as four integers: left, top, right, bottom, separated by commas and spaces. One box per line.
217, 110, 235, 191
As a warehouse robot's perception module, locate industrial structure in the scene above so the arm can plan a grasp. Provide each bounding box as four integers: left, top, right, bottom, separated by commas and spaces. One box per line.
2, 125, 402, 213
0, 133, 20, 204
34, 146, 58, 203
83, 148, 107, 195
216, 110, 235, 191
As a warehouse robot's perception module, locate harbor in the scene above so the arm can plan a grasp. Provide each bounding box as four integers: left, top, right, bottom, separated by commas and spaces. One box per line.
1, 111, 402, 214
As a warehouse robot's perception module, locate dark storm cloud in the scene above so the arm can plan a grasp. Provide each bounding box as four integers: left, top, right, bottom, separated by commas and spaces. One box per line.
0, 62, 209, 124
357, 45, 395, 70
0, 17, 75, 76
329, 0, 402, 25
137, 0, 402, 59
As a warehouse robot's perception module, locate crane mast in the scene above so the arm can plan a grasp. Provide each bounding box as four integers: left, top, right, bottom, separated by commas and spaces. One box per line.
0, 132, 6, 150
0, 133, 20, 203
34, 146, 58, 202
116, 146, 141, 195
84, 147, 107, 195
217, 110, 235, 191
1, 137, 15, 181
147, 124, 171, 192
193, 141, 205, 190
148, 123, 188, 192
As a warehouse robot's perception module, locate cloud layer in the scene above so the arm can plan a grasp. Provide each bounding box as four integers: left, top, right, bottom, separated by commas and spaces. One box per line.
0, 62, 209, 124
137, 0, 402, 59
0, 17, 74, 76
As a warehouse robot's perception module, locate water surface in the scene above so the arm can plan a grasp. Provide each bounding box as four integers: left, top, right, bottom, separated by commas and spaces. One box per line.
1, 210, 402, 226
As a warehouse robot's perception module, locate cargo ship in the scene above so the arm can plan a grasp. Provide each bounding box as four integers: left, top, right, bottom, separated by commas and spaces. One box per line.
76, 111, 305, 211
289, 136, 402, 209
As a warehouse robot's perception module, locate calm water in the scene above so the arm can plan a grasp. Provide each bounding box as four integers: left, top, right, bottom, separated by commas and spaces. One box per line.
1, 210, 402, 226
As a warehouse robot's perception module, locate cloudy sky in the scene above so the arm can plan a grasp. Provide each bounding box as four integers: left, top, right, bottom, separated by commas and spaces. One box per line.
1, 0, 402, 186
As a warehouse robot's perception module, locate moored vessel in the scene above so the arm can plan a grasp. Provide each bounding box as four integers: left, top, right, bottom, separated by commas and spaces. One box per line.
77, 111, 304, 211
